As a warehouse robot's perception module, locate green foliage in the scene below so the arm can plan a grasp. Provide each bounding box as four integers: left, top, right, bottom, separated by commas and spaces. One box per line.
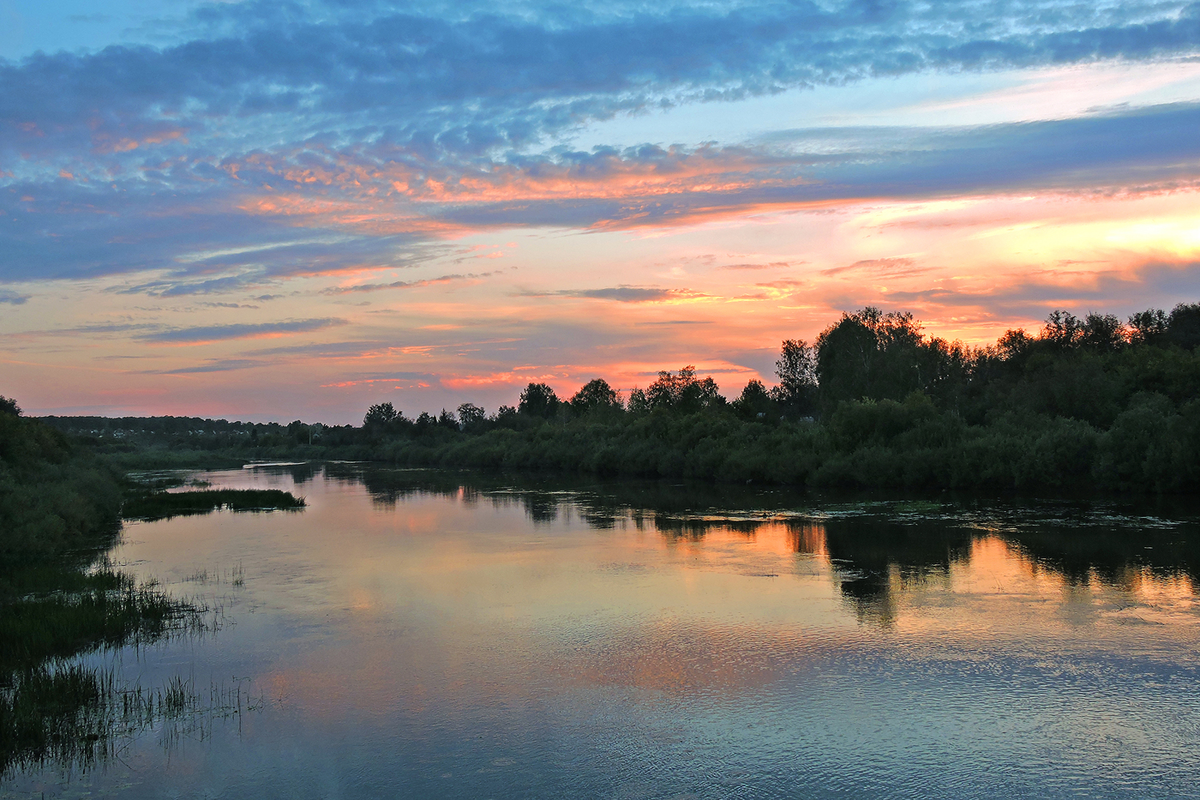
644, 366, 723, 413
0, 413, 124, 567
815, 308, 927, 409
345, 302, 1200, 495
518, 383, 559, 418
28, 300, 1200, 497
363, 402, 399, 428
457, 403, 486, 430
733, 379, 778, 420
571, 379, 621, 415
1168, 302, 1200, 350
0, 407, 214, 778
773, 339, 817, 416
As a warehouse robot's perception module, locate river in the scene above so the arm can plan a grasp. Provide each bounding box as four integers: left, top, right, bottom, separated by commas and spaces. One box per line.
5, 464, 1200, 799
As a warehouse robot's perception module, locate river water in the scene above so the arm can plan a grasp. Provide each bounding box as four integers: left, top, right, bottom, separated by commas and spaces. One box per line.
5, 465, 1200, 799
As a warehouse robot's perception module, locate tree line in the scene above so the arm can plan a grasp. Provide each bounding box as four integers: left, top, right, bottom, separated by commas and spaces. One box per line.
29, 300, 1200, 492
354, 302, 1200, 493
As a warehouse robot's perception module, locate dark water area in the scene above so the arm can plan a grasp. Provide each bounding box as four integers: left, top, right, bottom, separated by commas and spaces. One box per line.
5, 465, 1200, 799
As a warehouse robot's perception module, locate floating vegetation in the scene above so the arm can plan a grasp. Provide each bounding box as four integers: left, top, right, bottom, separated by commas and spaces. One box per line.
122, 489, 306, 521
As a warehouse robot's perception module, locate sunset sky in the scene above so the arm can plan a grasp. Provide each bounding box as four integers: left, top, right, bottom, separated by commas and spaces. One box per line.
3, 0, 1200, 422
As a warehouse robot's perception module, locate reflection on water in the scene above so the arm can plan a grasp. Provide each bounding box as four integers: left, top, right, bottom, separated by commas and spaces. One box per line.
5, 465, 1200, 799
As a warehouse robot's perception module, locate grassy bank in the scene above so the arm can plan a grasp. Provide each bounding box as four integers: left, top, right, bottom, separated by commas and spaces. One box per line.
0, 401, 217, 777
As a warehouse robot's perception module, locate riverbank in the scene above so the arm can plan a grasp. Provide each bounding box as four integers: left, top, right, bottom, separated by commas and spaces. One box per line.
0, 405, 302, 777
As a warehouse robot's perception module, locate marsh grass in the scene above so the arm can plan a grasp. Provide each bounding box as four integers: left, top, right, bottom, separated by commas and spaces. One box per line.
121, 489, 306, 521
0, 570, 201, 671
1, 410, 267, 780
184, 562, 245, 587
1, 665, 265, 778
0, 565, 248, 779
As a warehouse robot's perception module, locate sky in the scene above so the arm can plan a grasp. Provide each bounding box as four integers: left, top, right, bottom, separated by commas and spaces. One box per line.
3, 0, 1200, 423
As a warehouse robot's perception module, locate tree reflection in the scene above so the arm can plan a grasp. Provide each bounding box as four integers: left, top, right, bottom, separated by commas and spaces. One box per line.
813, 517, 976, 625
333, 465, 1200, 609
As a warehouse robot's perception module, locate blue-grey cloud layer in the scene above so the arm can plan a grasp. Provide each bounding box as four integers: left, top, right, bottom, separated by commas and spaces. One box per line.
141, 317, 347, 343
4, 0, 1200, 286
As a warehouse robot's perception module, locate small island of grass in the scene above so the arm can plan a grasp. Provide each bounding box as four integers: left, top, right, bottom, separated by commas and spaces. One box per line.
121, 488, 307, 521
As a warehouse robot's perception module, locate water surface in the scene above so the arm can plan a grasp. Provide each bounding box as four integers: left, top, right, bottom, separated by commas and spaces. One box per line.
5, 466, 1200, 799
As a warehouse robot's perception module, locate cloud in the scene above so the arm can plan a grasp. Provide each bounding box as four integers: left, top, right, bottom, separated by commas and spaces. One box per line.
522, 286, 698, 302
321, 271, 498, 295
823, 257, 925, 277
114, 274, 272, 297
148, 359, 269, 374
633, 319, 713, 326
7, 92, 1200, 287
0, 289, 29, 304
756, 279, 810, 290
875, 258, 1200, 323
141, 318, 347, 344
718, 261, 799, 271
7, 1, 1200, 169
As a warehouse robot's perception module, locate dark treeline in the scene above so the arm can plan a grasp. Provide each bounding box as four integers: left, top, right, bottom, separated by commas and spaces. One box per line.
348, 302, 1200, 493
36, 301, 1200, 493
39, 415, 360, 468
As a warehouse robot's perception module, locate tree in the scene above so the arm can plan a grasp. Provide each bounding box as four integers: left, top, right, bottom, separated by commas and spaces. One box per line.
457, 402, 486, 430
627, 388, 650, 414
0, 396, 20, 417
571, 379, 621, 414
645, 366, 722, 413
996, 328, 1034, 359
1128, 309, 1168, 346
733, 379, 777, 420
773, 339, 817, 415
1079, 313, 1125, 352
815, 307, 925, 408
287, 419, 309, 444
1169, 303, 1200, 350
518, 383, 559, 418
363, 402, 399, 429
1041, 310, 1084, 349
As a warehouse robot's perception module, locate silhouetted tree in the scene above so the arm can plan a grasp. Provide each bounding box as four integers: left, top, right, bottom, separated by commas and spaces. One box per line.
773, 339, 817, 415
733, 379, 777, 420
1079, 313, 1125, 352
287, 419, 309, 444
1041, 310, 1084, 350
363, 402, 399, 429
646, 366, 722, 413
457, 403, 486, 431
518, 383, 559, 418
0, 396, 19, 417
1169, 303, 1200, 350
627, 388, 650, 414
997, 328, 1034, 359
571, 378, 622, 414
1128, 309, 1169, 346
816, 308, 925, 409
